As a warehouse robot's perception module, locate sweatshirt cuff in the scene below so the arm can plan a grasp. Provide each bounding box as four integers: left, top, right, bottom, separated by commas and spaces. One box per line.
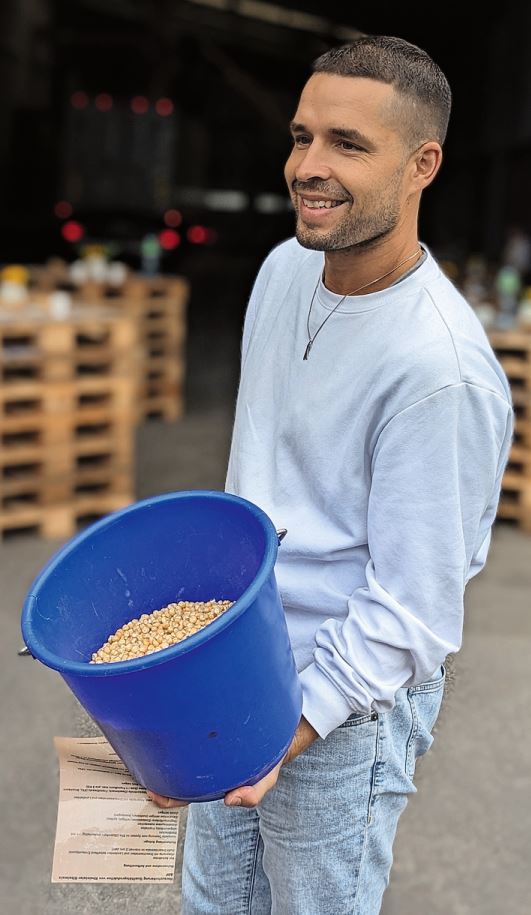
299, 663, 356, 739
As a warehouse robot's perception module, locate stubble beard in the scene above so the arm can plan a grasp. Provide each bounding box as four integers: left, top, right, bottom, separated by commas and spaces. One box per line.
293, 178, 403, 253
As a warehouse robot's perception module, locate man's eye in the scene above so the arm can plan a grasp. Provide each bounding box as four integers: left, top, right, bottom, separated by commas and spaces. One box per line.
338, 141, 362, 152
293, 135, 311, 146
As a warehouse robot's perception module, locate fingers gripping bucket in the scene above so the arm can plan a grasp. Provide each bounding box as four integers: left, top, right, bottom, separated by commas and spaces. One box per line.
21, 491, 302, 801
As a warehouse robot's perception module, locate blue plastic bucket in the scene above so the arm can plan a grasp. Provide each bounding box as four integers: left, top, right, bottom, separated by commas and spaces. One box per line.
21, 491, 302, 801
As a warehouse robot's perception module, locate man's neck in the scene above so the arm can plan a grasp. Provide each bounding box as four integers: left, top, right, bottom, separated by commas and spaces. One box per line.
322, 237, 423, 297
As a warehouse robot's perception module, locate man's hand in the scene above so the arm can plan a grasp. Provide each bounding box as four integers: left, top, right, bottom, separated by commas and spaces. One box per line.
224, 715, 318, 808
146, 716, 319, 810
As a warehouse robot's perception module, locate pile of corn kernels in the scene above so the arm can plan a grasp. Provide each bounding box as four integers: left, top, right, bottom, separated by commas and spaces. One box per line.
90, 598, 233, 663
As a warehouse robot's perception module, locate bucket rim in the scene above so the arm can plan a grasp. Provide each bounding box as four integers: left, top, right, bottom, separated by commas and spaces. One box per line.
21, 489, 279, 676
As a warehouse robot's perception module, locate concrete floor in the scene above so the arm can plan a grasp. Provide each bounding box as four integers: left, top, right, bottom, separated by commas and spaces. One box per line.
2, 408, 530, 915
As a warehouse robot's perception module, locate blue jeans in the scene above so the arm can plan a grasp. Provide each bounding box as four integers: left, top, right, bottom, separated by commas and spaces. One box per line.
182, 665, 445, 915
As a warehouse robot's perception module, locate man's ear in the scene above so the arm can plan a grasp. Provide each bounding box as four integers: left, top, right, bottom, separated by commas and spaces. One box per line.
410, 142, 443, 191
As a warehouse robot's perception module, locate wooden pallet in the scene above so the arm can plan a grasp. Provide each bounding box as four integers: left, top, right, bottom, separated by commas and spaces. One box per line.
512, 416, 531, 449
75, 276, 189, 317
1, 468, 133, 509
0, 380, 181, 425
0, 305, 139, 538
5, 273, 188, 422
505, 445, 531, 477
0, 400, 135, 442
139, 395, 185, 422
490, 331, 531, 389
0, 309, 140, 383
76, 277, 189, 423
489, 334, 531, 524
0, 492, 133, 540
1, 444, 134, 513
132, 296, 186, 422
113, 275, 189, 304
1, 412, 136, 453
142, 328, 186, 353
497, 472, 531, 533
142, 301, 187, 324
0, 376, 136, 422
500, 445, 531, 533
138, 358, 186, 421
29, 264, 189, 304
509, 388, 531, 426
490, 330, 531, 355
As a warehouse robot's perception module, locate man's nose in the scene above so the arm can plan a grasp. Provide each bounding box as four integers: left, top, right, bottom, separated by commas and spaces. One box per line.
294, 143, 332, 183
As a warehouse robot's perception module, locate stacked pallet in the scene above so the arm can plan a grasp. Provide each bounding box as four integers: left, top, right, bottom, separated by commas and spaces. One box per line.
0, 306, 139, 539
111, 276, 188, 422
490, 331, 531, 533
28, 265, 189, 423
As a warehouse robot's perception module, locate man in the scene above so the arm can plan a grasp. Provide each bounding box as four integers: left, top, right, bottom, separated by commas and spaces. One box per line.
149, 35, 513, 914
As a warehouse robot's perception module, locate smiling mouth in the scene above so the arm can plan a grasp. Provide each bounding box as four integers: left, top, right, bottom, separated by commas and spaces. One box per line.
300, 197, 345, 209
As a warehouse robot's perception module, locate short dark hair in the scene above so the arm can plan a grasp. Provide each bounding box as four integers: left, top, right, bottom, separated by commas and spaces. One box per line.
312, 35, 452, 147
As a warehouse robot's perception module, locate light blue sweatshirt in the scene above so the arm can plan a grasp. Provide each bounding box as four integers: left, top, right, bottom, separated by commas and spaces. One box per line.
225, 238, 513, 739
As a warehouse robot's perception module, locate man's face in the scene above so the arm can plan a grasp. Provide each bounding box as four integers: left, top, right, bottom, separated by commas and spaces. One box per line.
284, 74, 412, 251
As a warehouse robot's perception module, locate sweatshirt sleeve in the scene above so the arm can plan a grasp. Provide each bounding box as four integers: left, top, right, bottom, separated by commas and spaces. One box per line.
299, 382, 513, 739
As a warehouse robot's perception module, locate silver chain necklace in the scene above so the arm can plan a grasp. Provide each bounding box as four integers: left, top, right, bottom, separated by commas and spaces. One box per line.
303, 247, 422, 360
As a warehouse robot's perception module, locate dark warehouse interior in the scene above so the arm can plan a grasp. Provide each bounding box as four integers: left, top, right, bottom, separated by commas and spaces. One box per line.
1, 1, 531, 408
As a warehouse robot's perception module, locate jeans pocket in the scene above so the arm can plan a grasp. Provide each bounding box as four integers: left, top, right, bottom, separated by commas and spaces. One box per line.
338, 711, 378, 729
405, 665, 445, 779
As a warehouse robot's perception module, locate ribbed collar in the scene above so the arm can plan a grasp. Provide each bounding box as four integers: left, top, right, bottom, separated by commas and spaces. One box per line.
313, 244, 439, 315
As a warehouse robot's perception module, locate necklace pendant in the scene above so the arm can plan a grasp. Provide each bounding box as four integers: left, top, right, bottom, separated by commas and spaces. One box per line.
303, 340, 313, 361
